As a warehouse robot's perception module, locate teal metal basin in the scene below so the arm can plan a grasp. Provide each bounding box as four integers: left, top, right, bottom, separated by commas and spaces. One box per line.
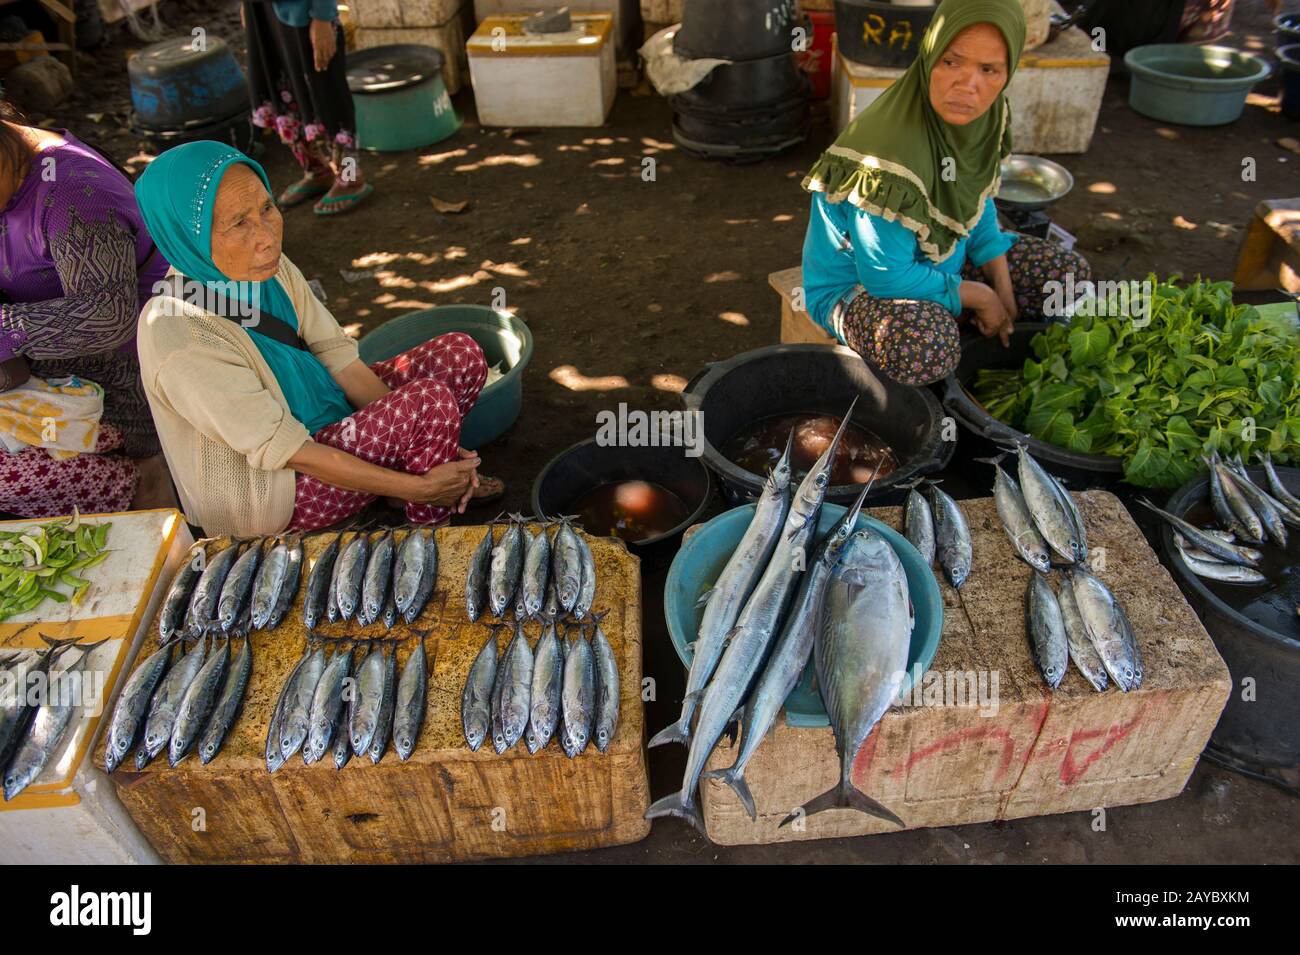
664, 501, 944, 728
357, 304, 533, 449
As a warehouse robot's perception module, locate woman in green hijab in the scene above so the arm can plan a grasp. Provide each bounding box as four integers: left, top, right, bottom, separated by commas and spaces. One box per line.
800, 0, 1092, 385
133, 141, 503, 538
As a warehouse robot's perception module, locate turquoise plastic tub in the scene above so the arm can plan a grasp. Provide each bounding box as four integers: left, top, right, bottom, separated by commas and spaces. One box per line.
347, 45, 462, 151
1124, 44, 1270, 126
664, 501, 944, 728
357, 305, 532, 449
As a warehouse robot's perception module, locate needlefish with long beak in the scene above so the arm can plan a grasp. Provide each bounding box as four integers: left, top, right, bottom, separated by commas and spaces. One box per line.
649, 428, 795, 750
647, 397, 857, 835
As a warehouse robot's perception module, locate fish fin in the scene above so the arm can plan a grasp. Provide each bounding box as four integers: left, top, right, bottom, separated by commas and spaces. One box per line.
701, 766, 757, 822
972, 454, 1007, 467
693, 587, 715, 609
644, 791, 707, 836
647, 719, 690, 749
779, 780, 905, 828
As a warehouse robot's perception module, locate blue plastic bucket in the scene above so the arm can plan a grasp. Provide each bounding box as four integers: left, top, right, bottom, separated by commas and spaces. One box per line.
1279, 45, 1300, 120
357, 305, 532, 449
664, 501, 944, 728
347, 45, 462, 152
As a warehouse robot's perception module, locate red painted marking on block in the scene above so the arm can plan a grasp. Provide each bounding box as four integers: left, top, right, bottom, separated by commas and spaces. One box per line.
850, 725, 883, 784
897, 726, 1018, 782
1059, 707, 1148, 786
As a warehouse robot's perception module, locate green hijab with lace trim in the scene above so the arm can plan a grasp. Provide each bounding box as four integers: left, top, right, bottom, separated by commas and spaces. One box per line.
803, 0, 1026, 263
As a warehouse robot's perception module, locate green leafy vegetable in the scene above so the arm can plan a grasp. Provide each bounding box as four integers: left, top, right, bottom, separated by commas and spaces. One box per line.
971, 275, 1300, 488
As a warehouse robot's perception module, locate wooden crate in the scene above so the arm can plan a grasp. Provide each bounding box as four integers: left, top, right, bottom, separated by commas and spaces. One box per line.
698, 491, 1232, 845
1233, 198, 1300, 294
102, 525, 650, 863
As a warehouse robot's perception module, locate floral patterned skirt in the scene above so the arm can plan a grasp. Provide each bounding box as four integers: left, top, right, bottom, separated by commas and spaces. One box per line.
243, 3, 357, 166
839, 234, 1092, 387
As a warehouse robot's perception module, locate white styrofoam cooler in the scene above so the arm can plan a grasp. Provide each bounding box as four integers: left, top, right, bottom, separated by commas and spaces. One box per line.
468, 14, 617, 127
0, 509, 192, 864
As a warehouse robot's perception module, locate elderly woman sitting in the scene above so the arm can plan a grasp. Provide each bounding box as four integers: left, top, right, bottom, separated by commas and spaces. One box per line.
134, 141, 502, 538
800, 0, 1093, 387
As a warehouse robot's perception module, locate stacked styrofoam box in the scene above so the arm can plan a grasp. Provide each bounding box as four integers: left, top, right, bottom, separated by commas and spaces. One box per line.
350, 0, 477, 94
474, 0, 639, 55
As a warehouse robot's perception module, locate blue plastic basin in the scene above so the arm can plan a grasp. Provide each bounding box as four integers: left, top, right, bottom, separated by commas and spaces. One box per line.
664, 501, 944, 728
357, 305, 533, 449
1124, 44, 1270, 126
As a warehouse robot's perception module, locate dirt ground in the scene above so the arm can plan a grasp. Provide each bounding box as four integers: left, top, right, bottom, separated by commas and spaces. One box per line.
26, 0, 1300, 863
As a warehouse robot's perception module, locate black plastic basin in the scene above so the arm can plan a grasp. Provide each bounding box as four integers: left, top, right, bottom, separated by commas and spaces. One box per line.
1158, 466, 1300, 795
681, 343, 954, 507
530, 438, 713, 567
941, 324, 1125, 489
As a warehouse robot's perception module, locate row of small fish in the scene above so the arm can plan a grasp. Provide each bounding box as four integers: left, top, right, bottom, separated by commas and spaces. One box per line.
267, 637, 428, 771
465, 514, 597, 623
647, 398, 908, 835
462, 613, 618, 757
302, 527, 438, 631
105, 631, 252, 772
1025, 567, 1143, 693
3, 637, 106, 800
160, 536, 303, 645
902, 478, 973, 588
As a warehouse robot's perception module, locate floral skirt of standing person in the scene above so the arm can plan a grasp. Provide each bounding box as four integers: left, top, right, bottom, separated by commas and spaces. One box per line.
0, 423, 137, 518
837, 233, 1092, 387
243, 3, 357, 169
287, 333, 489, 531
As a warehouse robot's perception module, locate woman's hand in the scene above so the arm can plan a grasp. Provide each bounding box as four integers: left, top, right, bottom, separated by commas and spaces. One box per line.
960, 280, 1013, 346
980, 254, 1019, 322
411, 456, 480, 513
309, 19, 337, 72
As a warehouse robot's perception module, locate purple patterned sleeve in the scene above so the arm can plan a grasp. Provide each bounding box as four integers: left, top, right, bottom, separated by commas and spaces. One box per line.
0, 177, 141, 361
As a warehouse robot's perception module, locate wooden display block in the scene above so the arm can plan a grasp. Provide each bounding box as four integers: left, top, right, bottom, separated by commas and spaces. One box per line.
1233, 198, 1300, 294
102, 525, 649, 863
770, 266, 838, 346
698, 491, 1232, 845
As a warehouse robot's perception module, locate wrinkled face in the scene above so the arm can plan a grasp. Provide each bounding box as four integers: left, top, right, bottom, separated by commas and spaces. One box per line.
210, 163, 282, 282
928, 24, 1009, 125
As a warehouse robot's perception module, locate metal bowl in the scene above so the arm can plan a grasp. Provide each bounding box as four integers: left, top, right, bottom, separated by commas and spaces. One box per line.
995, 154, 1074, 212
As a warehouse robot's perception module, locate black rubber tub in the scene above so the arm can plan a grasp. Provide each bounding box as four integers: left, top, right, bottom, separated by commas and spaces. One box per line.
835, 0, 937, 68
1159, 466, 1300, 795
681, 343, 954, 507
670, 53, 809, 114
673, 0, 795, 61
941, 324, 1125, 489
531, 438, 713, 568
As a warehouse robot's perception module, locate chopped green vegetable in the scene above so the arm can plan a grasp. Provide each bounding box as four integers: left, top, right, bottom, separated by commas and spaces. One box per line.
0, 514, 112, 621
971, 275, 1300, 488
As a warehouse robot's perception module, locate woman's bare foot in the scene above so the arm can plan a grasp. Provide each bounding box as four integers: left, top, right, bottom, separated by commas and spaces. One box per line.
132, 453, 178, 511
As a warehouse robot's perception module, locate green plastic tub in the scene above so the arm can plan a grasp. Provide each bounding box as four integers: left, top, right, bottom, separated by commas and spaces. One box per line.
346, 45, 461, 151
1124, 44, 1270, 126
664, 501, 944, 728
357, 305, 532, 449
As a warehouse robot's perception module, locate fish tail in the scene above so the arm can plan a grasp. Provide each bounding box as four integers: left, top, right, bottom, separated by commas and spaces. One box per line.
701, 765, 757, 822
972, 454, 1007, 467
779, 779, 905, 829
644, 790, 707, 836
647, 717, 691, 749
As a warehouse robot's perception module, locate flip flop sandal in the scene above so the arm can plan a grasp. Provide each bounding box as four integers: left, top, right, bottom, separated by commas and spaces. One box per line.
277, 177, 331, 209
313, 183, 375, 216
471, 475, 506, 504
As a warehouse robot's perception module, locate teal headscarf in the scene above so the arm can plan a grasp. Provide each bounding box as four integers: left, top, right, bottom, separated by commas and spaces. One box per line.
134, 141, 352, 435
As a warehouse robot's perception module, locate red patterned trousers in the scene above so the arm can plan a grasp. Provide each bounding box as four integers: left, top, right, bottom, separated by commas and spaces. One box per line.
287, 332, 488, 530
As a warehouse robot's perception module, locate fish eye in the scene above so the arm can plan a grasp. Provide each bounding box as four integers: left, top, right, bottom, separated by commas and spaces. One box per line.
1124, 668, 1133, 679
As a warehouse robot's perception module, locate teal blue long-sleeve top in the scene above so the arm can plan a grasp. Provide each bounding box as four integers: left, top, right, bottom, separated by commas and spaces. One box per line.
272, 0, 339, 27
801, 192, 1017, 342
